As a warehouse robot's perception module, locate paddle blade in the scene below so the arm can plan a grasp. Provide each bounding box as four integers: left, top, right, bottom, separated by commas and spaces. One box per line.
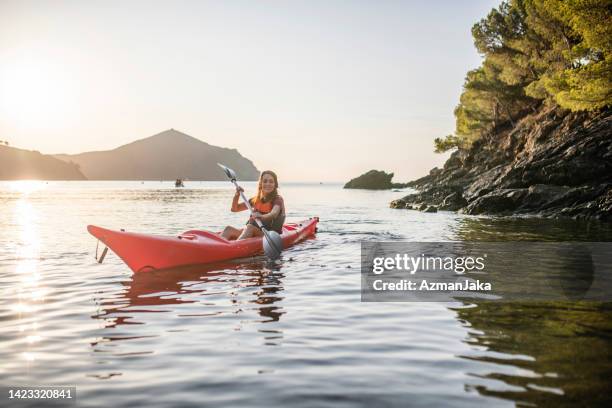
263, 230, 283, 260
217, 163, 237, 181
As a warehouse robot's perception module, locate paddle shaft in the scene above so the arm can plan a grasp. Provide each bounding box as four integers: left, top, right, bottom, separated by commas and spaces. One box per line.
218, 162, 282, 258
231, 180, 267, 230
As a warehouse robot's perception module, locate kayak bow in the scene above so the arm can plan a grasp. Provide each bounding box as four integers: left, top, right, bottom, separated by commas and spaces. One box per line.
87, 217, 319, 273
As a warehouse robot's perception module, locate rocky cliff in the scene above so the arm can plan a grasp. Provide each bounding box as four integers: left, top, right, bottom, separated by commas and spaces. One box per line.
390, 107, 611, 220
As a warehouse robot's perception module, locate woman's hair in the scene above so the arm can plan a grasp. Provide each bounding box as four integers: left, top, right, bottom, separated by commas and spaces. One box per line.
254, 170, 279, 203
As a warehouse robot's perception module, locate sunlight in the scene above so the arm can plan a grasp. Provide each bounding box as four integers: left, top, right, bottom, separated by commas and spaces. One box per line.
14, 199, 41, 263
19, 272, 41, 286
10, 195, 45, 364
21, 352, 36, 362
25, 335, 42, 344
30, 288, 48, 301
12, 303, 34, 314
10, 180, 47, 195
0, 59, 78, 130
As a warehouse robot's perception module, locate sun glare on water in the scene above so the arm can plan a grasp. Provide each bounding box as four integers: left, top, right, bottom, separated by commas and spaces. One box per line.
10, 180, 48, 195
7, 182, 47, 364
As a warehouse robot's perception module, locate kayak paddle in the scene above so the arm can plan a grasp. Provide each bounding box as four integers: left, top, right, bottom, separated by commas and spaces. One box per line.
217, 163, 283, 260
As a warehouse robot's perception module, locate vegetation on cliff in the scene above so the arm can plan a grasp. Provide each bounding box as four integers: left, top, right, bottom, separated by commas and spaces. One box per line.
435, 0, 611, 152
396, 0, 611, 220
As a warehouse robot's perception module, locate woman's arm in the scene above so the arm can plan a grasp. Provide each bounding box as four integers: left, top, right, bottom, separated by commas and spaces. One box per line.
256, 204, 281, 222
231, 189, 248, 212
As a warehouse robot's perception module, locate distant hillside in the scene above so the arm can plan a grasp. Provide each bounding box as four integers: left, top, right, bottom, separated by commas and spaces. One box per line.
55, 129, 260, 180
0, 145, 86, 180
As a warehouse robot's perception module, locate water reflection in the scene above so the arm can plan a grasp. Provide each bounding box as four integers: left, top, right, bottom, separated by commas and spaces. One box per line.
9, 180, 48, 195
453, 216, 612, 242
10, 189, 45, 364
114, 188, 229, 202
453, 301, 612, 406
449, 216, 612, 406
90, 260, 286, 350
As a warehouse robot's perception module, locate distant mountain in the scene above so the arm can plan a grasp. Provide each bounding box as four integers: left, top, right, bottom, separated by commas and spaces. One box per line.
0, 145, 86, 180
54, 129, 260, 180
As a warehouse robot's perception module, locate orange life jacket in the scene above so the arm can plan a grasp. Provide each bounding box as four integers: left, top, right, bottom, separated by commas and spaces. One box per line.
250, 197, 274, 214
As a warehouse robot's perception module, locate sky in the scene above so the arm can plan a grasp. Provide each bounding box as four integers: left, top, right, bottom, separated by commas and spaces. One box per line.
0, 0, 500, 182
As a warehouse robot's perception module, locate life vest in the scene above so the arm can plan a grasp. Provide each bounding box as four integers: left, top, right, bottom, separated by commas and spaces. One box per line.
247, 195, 286, 232
250, 197, 274, 214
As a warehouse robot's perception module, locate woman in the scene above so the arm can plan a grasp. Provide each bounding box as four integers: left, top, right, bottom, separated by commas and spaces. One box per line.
221, 170, 286, 240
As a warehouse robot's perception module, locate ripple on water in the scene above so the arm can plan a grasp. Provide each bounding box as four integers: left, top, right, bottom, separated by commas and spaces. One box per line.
0, 181, 610, 407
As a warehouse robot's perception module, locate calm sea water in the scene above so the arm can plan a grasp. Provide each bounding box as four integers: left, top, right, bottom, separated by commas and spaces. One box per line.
1, 181, 610, 407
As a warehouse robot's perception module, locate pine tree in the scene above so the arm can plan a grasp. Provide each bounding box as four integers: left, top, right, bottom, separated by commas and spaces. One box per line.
435, 0, 611, 152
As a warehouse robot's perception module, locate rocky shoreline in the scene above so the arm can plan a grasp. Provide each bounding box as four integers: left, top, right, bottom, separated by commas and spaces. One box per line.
391, 107, 611, 221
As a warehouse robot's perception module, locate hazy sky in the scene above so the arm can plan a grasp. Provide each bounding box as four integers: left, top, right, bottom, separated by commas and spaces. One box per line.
0, 0, 499, 182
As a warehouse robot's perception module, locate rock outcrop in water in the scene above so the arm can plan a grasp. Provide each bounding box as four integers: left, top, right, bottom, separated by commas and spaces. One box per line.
391, 107, 611, 220
0, 145, 86, 180
344, 170, 408, 190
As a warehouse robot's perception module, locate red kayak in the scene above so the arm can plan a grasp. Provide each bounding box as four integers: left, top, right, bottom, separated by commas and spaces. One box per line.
88, 217, 319, 273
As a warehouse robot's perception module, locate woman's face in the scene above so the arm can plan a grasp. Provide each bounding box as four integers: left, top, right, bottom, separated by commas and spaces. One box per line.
261, 174, 276, 195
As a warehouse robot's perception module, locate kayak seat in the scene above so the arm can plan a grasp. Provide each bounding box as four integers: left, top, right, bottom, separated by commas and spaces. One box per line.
180, 230, 230, 244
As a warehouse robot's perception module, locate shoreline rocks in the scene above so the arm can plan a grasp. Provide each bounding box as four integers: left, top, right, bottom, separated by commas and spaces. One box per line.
391, 107, 612, 220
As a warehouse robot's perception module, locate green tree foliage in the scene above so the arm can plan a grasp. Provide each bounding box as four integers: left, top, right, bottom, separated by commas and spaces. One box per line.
436, 0, 611, 152
434, 135, 461, 153
538, 0, 612, 110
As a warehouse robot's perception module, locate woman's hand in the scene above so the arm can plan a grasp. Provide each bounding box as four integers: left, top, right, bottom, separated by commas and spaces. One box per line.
230, 186, 247, 212
251, 211, 263, 219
